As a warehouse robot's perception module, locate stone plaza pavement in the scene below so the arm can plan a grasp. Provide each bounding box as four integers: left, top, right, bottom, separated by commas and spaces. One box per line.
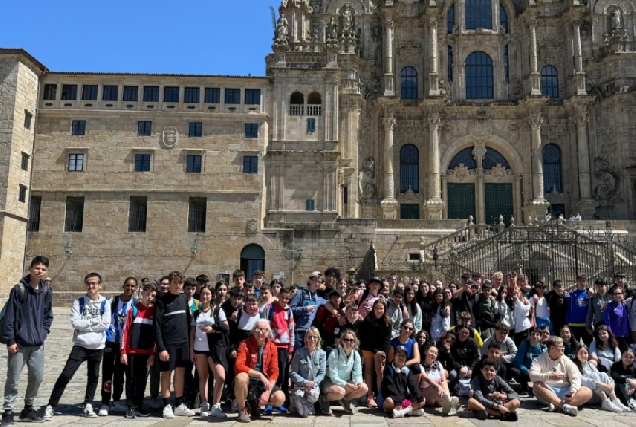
1, 307, 636, 426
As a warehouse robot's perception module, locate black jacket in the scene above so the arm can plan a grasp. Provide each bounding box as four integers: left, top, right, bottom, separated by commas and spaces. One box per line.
472, 355, 507, 380
381, 364, 424, 404
450, 337, 480, 371
1, 277, 53, 347
359, 314, 391, 354
610, 360, 636, 384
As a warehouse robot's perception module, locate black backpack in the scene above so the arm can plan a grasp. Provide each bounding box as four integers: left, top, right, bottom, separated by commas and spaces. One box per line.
0, 283, 28, 344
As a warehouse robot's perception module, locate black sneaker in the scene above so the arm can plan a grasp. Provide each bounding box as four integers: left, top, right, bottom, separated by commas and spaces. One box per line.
125, 408, 136, 419
501, 411, 518, 421
248, 399, 261, 419
476, 409, 488, 420
135, 407, 150, 417
19, 407, 42, 423
1, 411, 14, 426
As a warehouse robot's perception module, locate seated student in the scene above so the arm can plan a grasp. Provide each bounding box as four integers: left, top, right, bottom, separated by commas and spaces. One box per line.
380, 345, 425, 418
468, 361, 520, 421
387, 319, 421, 383
289, 327, 326, 418
448, 311, 483, 348
450, 325, 481, 380
473, 342, 507, 380
573, 344, 628, 412
511, 327, 546, 395
321, 330, 369, 415
560, 326, 580, 360
234, 320, 286, 423
590, 325, 621, 371
480, 323, 517, 375
529, 336, 593, 416
609, 348, 636, 410
419, 346, 460, 416
539, 325, 551, 344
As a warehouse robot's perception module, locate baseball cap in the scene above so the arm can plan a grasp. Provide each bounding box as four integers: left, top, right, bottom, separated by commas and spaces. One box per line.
395, 345, 408, 355
309, 271, 322, 278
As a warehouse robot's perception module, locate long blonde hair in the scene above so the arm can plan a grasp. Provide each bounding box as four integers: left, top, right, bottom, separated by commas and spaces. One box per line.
305, 326, 323, 348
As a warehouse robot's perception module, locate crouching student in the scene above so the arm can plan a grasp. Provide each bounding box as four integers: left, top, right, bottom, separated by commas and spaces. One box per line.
120, 282, 155, 418
380, 345, 425, 418
289, 327, 326, 417
468, 361, 520, 421
419, 346, 460, 416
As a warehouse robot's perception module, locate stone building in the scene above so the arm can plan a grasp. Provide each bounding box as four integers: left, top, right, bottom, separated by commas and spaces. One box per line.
2, 0, 636, 301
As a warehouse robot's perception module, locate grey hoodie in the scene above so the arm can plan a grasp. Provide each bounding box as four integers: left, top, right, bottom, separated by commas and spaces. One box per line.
70, 295, 111, 350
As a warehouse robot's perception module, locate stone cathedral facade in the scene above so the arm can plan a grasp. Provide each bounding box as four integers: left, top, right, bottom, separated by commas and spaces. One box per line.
1, 0, 636, 300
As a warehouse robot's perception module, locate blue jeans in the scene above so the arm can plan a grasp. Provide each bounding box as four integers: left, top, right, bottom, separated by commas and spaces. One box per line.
295, 331, 307, 350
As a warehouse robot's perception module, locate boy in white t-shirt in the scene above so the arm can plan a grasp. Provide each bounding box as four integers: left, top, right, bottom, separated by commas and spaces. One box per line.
530, 282, 551, 332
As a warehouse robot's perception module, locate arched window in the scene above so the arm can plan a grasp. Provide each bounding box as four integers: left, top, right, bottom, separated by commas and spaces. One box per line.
500, 5, 508, 33
307, 92, 322, 115
448, 147, 477, 170
240, 244, 265, 281
448, 4, 455, 33
466, 0, 492, 29
448, 46, 454, 83
482, 147, 510, 169
290, 92, 304, 115
400, 145, 419, 193
540, 66, 559, 98
308, 92, 322, 104
543, 144, 562, 193
400, 67, 418, 99
465, 52, 494, 99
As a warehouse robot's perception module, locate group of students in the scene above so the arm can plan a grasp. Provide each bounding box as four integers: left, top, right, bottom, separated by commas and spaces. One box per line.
3, 260, 636, 425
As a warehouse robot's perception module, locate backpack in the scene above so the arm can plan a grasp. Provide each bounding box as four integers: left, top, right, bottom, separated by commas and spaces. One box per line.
0, 283, 28, 344
455, 375, 472, 396
377, 364, 410, 411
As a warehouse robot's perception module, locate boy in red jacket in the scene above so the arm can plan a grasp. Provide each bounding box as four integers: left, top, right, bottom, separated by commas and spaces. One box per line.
120, 283, 155, 418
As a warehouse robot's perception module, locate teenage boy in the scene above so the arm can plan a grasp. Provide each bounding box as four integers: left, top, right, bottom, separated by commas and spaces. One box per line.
566, 275, 591, 345
98, 277, 138, 416
194, 274, 209, 300
473, 342, 507, 380
313, 290, 343, 352
480, 323, 517, 374
1, 256, 53, 425
468, 361, 520, 421
233, 270, 246, 290
588, 279, 610, 336
547, 280, 567, 337
43, 273, 111, 420
380, 345, 425, 418
184, 278, 199, 313
530, 282, 551, 331
154, 271, 195, 418
475, 281, 497, 340
318, 267, 341, 299
512, 327, 546, 395
252, 270, 265, 296
120, 283, 156, 418
149, 276, 170, 409
387, 289, 407, 339
222, 288, 244, 407
290, 274, 323, 347
258, 285, 275, 310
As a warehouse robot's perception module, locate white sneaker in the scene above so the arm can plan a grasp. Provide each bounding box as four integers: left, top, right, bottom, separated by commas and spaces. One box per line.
210, 403, 228, 419
548, 403, 557, 412
629, 398, 636, 411
562, 404, 578, 416
441, 393, 452, 415
200, 402, 210, 417
392, 408, 405, 418
411, 408, 424, 416
82, 403, 98, 418
174, 403, 195, 417
43, 405, 54, 420
601, 399, 622, 413
612, 398, 631, 412
98, 405, 109, 416
163, 404, 174, 419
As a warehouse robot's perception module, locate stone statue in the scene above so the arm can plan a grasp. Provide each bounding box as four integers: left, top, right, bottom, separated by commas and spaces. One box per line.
342, 6, 353, 33
327, 17, 339, 40
275, 16, 289, 41
611, 9, 622, 30
359, 157, 377, 200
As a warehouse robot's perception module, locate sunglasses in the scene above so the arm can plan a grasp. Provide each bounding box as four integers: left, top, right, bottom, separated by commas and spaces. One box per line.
341, 338, 355, 343
254, 328, 269, 334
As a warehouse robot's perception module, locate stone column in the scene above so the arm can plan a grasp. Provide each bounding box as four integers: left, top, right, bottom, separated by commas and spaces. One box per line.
429, 18, 440, 96
529, 21, 541, 96
472, 144, 487, 224
384, 19, 395, 96
381, 117, 398, 218
523, 114, 550, 221
515, 175, 523, 224
425, 114, 444, 218
574, 107, 596, 216
572, 20, 587, 95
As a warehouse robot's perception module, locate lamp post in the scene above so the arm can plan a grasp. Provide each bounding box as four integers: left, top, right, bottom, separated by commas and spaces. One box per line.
432, 248, 439, 270
64, 242, 72, 255
190, 243, 197, 257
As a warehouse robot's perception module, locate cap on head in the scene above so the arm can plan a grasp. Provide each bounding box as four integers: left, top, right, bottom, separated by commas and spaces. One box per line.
369, 276, 383, 285
395, 345, 408, 355
309, 271, 322, 279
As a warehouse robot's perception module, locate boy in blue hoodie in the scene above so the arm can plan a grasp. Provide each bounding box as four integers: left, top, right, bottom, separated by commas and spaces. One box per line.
1, 256, 53, 425
43, 273, 111, 420
511, 327, 546, 395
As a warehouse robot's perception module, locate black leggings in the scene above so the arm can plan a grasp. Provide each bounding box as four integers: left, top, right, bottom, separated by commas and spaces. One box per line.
125, 354, 149, 409
48, 346, 103, 407
101, 341, 126, 404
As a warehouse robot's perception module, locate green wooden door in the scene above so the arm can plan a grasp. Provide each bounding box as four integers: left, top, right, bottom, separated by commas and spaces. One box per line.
447, 183, 476, 220
485, 183, 513, 226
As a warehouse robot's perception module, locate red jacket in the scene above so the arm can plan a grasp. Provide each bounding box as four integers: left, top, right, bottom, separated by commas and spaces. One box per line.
120, 302, 155, 355
235, 336, 279, 382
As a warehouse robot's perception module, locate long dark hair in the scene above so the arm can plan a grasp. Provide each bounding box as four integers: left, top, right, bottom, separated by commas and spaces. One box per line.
369, 298, 391, 327
404, 286, 419, 318
430, 288, 449, 318
594, 325, 618, 350
572, 343, 588, 373
417, 280, 431, 304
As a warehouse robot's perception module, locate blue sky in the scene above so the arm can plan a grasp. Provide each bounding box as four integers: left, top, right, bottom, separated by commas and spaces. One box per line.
1, 0, 280, 76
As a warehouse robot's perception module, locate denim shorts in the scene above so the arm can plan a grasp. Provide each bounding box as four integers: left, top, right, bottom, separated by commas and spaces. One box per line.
546, 384, 571, 400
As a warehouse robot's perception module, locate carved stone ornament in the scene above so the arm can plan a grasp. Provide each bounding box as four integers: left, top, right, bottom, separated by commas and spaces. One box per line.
611, 9, 622, 30
162, 126, 179, 148
447, 164, 477, 180
594, 157, 619, 200
246, 219, 258, 234
398, 187, 420, 202
359, 156, 377, 200
275, 16, 289, 43
484, 163, 513, 179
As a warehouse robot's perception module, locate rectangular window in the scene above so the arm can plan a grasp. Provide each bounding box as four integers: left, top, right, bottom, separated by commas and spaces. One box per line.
400, 204, 420, 219
143, 86, 159, 102
18, 185, 27, 203
343, 186, 348, 204
68, 153, 84, 172
245, 123, 258, 138
137, 121, 152, 136
65, 196, 84, 232
28, 196, 41, 232
61, 84, 78, 100
71, 120, 86, 135
305, 199, 315, 211
184, 87, 200, 103
21, 152, 29, 171
24, 111, 32, 130
188, 122, 202, 137
123, 86, 139, 101
134, 154, 151, 172
306, 118, 316, 133
504, 45, 509, 83
43, 84, 57, 100
204, 88, 220, 103
186, 154, 202, 173
128, 196, 147, 232
465, 0, 493, 29
242, 155, 258, 174
225, 88, 241, 104
102, 85, 118, 101
81, 85, 98, 101
188, 197, 207, 232
244, 89, 261, 105
164, 86, 180, 103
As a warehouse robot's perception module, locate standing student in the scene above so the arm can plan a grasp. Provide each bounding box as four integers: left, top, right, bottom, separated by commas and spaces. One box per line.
587, 279, 610, 337
43, 273, 112, 420
98, 277, 138, 416
511, 289, 531, 346
149, 276, 170, 410
359, 299, 392, 408
1, 256, 53, 425
566, 275, 591, 345
289, 273, 323, 347
604, 286, 631, 350
547, 280, 567, 337
154, 271, 196, 419
530, 282, 551, 331
120, 282, 156, 418
252, 270, 265, 296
